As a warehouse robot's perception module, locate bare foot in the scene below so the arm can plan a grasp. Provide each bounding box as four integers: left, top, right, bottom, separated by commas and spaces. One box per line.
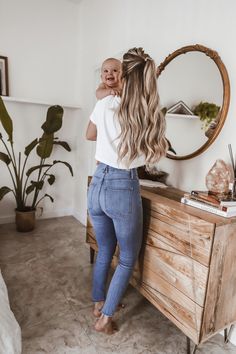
93, 302, 125, 318
93, 301, 104, 318
94, 314, 118, 335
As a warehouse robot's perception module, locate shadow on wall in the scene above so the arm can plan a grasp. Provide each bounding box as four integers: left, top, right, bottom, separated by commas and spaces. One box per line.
0, 198, 15, 221
172, 158, 207, 192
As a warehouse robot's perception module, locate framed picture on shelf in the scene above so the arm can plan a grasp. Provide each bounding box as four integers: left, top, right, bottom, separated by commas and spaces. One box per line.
0, 56, 9, 96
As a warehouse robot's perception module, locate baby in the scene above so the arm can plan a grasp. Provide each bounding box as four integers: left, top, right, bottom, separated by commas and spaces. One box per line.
96, 58, 122, 100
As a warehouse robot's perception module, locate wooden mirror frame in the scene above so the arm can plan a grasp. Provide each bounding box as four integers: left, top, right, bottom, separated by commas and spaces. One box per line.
157, 44, 230, 160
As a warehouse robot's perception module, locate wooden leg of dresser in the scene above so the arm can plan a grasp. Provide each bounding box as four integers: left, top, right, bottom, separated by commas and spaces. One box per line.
90, 247, 95, 264
224, 324, 234, 343
224, 328, 228, 343
186, 337, 198, 354
186, 337, 191, 354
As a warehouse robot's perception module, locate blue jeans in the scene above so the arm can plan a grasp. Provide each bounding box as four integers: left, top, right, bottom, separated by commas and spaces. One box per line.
87, 163, 143, 316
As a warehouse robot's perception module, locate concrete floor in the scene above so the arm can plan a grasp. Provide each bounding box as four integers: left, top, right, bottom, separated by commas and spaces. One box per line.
0, 216, 235, 354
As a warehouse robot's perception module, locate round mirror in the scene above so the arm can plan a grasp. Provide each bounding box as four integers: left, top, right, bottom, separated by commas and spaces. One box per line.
157, 44, 230, 160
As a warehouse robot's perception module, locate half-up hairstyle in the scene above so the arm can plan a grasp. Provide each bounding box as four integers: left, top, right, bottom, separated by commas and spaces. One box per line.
117, 47, 168, 168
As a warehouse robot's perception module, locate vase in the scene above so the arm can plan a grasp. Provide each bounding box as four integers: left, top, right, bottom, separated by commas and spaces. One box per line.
15, 209, 36, 232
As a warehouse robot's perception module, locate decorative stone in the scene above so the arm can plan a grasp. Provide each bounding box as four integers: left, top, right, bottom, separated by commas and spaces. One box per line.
205, 159, 231, 195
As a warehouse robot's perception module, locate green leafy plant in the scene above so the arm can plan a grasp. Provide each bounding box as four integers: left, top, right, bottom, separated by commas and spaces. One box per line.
0, 97, 73, 211
193, 101, 220, 131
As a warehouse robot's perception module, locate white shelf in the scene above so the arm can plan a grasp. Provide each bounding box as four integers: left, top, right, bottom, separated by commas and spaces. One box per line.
166, 113, 199, 119
1, 95, 81, 109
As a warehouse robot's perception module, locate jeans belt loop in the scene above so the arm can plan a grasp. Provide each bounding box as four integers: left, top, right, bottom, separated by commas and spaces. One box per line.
103, 165, 108, 174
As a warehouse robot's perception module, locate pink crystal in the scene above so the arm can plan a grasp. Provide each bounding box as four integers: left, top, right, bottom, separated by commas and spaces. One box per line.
205, 159, 231, 194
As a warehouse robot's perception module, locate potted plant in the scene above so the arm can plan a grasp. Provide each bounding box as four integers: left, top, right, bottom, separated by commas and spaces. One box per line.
193, 101, 220, 137
0, 97, 73, 232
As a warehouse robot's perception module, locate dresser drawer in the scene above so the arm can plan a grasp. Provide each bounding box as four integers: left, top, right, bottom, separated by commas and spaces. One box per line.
141, 193, 216, 236
130, 265, 203, 343
143, 199, 215, 266
143, 232, 208, 306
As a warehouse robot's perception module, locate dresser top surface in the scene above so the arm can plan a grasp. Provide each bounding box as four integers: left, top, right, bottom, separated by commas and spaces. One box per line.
140, 186, 236, 226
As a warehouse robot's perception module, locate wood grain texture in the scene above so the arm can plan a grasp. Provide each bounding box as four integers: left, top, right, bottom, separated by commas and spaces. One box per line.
144, 209, 213, 267
200, 222, 236, 343
86, 231, 97, 247
130, 266, 202, 343
141, 188, 235, 226
111, 252, 202, 342
87, 218, 95, 239
109, 252, 202, 342
143, 235, 208, 306
132, 281, 200, 343
143, 198, 215, 236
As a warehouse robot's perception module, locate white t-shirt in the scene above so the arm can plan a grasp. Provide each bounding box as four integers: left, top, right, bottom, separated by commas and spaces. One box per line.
90, 95, 146, 169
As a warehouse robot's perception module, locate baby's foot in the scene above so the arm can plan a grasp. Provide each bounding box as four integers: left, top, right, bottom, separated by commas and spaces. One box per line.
94, 314, 118, 335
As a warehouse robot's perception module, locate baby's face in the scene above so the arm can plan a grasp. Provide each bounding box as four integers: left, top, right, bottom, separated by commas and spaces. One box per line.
101, 59, 121, 88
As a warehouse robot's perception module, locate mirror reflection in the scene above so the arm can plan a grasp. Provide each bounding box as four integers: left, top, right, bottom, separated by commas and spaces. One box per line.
158, 51, 223, 157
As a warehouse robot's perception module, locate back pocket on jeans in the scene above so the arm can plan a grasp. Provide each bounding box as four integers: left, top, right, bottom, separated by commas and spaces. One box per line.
105, 187, 133, 217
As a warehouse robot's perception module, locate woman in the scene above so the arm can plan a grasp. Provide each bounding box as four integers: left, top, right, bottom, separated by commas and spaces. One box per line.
86, 47, 168, 334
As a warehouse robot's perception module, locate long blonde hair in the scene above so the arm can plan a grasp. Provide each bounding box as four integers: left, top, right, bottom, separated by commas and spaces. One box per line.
117, 47, 168, 167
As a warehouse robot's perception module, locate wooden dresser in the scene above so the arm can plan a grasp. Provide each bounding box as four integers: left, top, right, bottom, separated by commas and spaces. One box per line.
86, 184, 236, 346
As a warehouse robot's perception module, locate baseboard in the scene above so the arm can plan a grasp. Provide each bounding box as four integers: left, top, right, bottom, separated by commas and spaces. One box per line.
39, 208, 74, 220
0, 208, 75, 225
0, 215, 15, 225
72, 209, 86, 226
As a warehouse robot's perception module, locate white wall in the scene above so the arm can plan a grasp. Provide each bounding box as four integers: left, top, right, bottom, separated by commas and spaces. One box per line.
0, 0, 79, 104
75, 0, 236, 344
0, 0, 80, 222
74, 0, 236, 218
